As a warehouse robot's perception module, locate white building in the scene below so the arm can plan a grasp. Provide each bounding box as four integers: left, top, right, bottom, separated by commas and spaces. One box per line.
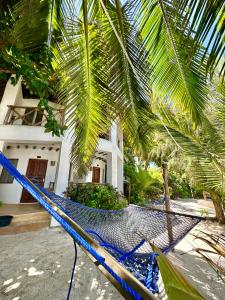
0, 76, 123, 205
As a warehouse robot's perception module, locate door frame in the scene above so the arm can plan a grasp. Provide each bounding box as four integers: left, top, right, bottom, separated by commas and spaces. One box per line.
92, 166, 101, 183
20, 158, 48, 203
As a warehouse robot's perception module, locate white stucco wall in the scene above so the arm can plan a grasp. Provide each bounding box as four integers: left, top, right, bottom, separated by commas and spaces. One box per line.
0, 77, 22, 124
117, 157, 123, 192
0, 146, 60, 204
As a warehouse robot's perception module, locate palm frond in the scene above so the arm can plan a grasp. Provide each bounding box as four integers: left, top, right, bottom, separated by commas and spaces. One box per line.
102, 1, 152, 151
55, 0, 152, 174
133, 0, 209, 122
55, 8, 113, 175
155, 107, 225, 192
193, 231, 225, 282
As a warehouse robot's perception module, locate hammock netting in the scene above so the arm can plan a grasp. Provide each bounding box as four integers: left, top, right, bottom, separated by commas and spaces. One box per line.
0, 152, 201, 299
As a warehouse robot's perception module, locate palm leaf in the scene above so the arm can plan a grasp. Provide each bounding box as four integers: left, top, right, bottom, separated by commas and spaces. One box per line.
154, 106, 225, 192
134, 0, 209, 122
55, 0, 152, 174
55, 5, 113, 175
152, 245, 205, 300
101, 0, 152, 152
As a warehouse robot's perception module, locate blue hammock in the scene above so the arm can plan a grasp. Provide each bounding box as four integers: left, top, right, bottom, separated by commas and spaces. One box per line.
0, 152, 202, 300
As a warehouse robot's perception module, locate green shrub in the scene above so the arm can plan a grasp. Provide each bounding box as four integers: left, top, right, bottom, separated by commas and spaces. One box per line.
168, 173, 192, 199
190, 185, 205, 199
66, 183, 127, 210
124, 165, 163, 203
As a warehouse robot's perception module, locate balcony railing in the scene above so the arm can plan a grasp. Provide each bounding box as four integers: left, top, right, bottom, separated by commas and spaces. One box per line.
4, 105, 65, 127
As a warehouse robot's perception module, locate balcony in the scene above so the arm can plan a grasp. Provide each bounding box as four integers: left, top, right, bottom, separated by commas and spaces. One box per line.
4, 105, 64, 127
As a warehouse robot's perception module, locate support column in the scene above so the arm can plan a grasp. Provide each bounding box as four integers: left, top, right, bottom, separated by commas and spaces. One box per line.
0, 76, 22, 124
110, 122, 117, 145
51, 140, 72, 226
106, 152, 118, 188
117, 157, 123, 192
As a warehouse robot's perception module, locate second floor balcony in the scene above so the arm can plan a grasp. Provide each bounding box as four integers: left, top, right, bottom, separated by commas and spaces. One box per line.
3, 105, 65, 127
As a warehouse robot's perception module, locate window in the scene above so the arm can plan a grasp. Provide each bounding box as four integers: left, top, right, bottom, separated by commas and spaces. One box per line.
0, 159, 18, 183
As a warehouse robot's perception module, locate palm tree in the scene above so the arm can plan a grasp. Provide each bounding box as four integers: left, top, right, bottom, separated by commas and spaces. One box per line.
154, 107, 225, 223
1, 0, 224, 175
1, 0, 224, 217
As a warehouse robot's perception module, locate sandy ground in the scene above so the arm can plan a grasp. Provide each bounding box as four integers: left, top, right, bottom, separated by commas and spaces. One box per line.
0, 228, 123, 300
0, 200, 224, 300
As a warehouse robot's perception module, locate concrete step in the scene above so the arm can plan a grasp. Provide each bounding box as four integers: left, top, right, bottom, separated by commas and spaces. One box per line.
0, 204, 51, 235
11, 211, 50, 224
0, 219, 51, 235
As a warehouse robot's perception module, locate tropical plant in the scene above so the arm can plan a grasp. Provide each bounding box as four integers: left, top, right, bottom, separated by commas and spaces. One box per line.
168, 172, 192, 199
124, 148, 163, 203
66, 183, 127, 210
1, 0, 225, 219
0, 0, 65, 136
152, 106, 225, 223
152, 245, 205, 300
1, 1, 224, 296
1, 0, 224, 175
138, 133, 180, 211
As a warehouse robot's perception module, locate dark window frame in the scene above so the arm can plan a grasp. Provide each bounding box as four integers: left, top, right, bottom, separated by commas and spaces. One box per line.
0, 159, 18, 184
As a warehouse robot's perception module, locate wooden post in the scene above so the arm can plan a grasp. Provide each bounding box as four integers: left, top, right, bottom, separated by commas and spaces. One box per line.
162, 162, 173, 243
210, 191, 225, 224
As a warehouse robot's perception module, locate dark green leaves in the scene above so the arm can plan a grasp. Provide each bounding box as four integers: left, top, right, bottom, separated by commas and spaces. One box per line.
11, 0, 50, 51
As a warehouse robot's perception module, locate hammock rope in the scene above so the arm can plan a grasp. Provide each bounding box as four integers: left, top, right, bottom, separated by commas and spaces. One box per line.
0, 152, 202, 300
67, 240, 77, 300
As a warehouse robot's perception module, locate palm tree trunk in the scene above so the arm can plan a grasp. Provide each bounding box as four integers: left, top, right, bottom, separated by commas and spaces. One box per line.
210, 191, 225, 224
162, 162, 171, 209
162, 162, 173, 243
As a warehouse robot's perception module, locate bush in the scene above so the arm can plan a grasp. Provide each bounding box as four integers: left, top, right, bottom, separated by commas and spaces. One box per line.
124, 165, 163, 203
66, 183, 127, 210
168, 173, 192, 199
190, 185, 205, 199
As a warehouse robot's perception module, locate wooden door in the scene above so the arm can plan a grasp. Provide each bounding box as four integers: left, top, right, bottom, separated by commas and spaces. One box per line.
92, 167, 100, 183
21, 159, 48, 203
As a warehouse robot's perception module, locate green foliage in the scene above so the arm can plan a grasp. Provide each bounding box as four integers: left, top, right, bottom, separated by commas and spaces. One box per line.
11, 0, 50, 51
138, 0, 209, 122
168, 173, 192, 199
124, 151, 163, 203
191, 185, 205, 199
153, 245, 205, 300
66, 183, 127, 210
55, 0, 152, 175
0, 1, 65, 137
